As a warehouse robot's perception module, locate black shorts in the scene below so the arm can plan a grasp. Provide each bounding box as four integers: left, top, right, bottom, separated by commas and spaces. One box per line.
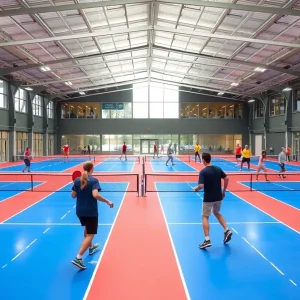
195, 152, 200, 156
279, 163, 285, 171
236, 154, 241, 159
24, 159, 30, 167
242, 157, 250, 163
78, 216, 98, 234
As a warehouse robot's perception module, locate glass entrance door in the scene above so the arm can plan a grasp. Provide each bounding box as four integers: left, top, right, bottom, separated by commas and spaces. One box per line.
140, 139, 158, 154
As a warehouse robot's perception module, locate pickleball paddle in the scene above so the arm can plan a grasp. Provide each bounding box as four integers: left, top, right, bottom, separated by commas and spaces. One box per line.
72, 170, 82, 181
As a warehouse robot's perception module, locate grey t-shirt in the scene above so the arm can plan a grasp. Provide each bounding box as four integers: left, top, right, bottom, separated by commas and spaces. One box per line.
278, 151, 286, 164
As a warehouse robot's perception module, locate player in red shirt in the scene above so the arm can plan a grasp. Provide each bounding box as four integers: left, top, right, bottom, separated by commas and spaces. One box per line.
62, 143, 69, 162
119, 142, 127, 161
22, 147, 31, 172
235, 144, 242, 165
153, 143, 159, 159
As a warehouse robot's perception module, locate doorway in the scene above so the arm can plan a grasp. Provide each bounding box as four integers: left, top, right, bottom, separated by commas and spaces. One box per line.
254, 134, 263, 156
140, 139, 158, 155
294, 139, 300, 161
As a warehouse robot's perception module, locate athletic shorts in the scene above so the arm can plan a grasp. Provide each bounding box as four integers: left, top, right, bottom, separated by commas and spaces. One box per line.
202, 201, 222, 216
242, 157, 250, 163
195, 152, 200, 156
279, 163, 285, 171
236, 154, 241, 158
78, 216, 98, 234
24, 159, 30, 167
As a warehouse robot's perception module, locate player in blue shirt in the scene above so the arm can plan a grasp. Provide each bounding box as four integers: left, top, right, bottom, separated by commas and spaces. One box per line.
71, 161, 114, 270
194, 153, 232, 249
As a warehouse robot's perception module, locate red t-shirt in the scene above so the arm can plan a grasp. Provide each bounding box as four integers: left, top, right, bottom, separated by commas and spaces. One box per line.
236, 146, 242, 155
63, 145, 69, 153
154, 145, 157, 151
122, 144, 126, 152
24, 150, 31, 159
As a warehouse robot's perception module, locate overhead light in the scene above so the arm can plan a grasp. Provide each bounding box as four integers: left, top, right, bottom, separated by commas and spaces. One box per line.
231, 82, 239, 87
248, 99, 255, 103
25, 87, 33, 91
40, 66, 51, 72
79, 91, 86, 95
283, 87, 292, 92
255, 67, 266, 72
65, 81, 72, 86
217, 92, 224, 95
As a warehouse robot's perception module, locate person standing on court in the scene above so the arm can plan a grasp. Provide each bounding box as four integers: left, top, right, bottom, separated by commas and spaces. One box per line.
194, 142, 201, 163
194, 153, 232, 249
166, 142, 174, 166
22, 147, 31, 172
71, 161, 114, 270
278, 147, 287, 178
62, 143, 69, 162
153, 143, 159, 159
235, 143, 242, 165
119, 142, 127, 161
240, 145, 252, 171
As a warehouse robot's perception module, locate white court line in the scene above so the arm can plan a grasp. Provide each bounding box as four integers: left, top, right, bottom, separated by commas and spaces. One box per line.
229, 190, 300, 234
168, 221, 280, 225
60, 214, 67, 220
0, 182, 71, 224
237, 233, 291, 279
271, 182, 294, 191
290, 280, 297, 286
0, 182, 46, 204
237, 181, 300, 212
82, 183, 129, 300
43, 227, 50, 234
0, 222, 112, 226
155, 183, 191, 300
11, 238, 37, 262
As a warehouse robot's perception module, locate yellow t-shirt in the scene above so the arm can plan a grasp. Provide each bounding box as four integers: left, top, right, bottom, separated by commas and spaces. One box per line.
194, 145, 201, 152
242, 149, 252, 158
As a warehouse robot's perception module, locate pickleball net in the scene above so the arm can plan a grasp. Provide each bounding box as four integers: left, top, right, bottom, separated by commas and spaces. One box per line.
144, 172, 300, 193
0, 173, 139, 194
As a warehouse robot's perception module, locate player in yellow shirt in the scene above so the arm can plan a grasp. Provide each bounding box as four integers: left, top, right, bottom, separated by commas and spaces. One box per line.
240, 145, 252, 171
194, 142, 201, 162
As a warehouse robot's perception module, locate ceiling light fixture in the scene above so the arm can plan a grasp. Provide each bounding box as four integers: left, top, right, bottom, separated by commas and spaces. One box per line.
254, 67, 266, 72
248, 99, 255, 103
231, 82, 239, 87
217, 92, 224, 95
25, 87, 33, 91
65, 81, 73, 86
40, 66, 51, 72
79, 91, 86, 95
282, 87, 292, 92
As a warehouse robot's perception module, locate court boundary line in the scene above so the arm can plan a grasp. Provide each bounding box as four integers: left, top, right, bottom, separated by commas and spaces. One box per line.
0, 181, 46, 204
237, 181, 300, 212
82, 183, 129, 300
0, 223, 112, 226
155, 184, 191, 300
229, 191, 300, 234
231, 227, 297, 287
168, 221, 280, 225
0, 182, 72, 224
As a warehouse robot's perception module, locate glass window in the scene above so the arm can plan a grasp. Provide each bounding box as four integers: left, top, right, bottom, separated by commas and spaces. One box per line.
133, 103, 148, 118
164, 85, 179, 103
61, 103, 100, 119
150, 82, 164, 102
133, 83, 148, 102
164, 103, 178, 118
102, 103, 132, 119
0, 130, 8, 162
269, 94, 285, 116
15, 88, 27, 113
294, 89, 300, 111
33, 95, 43, 117
47, 101, 54, 119
189, 103, 199, 118
208, 103, 225, 118
0, 80, 8, 109
253, 101, 264, 118
150, 102, 163, 118
33, 133, 43, 156
16, 132, 28, 158
61, 134, 101, 153
180, 103, 189, 118
101, 135, 132, 152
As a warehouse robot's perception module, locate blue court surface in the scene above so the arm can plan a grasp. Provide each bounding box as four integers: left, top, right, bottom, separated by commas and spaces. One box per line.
239, 181, 300, 210
0, 182, 128, 300
0, 160, 83, 172
156, 182, 299, 298
94, 157, 136, 172
263, 160, 300, 171
150, 157, 196, 172
0, 181, 43, 202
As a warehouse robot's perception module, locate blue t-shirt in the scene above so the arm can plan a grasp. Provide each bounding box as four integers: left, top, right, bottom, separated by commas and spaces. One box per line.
198, 165, 227, 202
72, 175, 101, 217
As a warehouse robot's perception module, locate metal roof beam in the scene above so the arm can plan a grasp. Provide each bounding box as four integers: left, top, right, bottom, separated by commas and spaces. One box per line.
158, 0, 300, 17
0, 26, 151, 47
155, 26, 300, 49
0, 0, 151, 17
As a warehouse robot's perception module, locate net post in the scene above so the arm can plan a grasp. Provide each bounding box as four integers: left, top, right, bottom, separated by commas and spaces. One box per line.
144, 174, 147, 194
31, 174, 33, 192
250, 174, 252, 191
137, 174, 140, 196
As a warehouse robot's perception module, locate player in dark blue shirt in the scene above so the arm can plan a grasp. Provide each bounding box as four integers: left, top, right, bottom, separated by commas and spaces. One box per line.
194, 153, 232, 249
71, 161, 114, 269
